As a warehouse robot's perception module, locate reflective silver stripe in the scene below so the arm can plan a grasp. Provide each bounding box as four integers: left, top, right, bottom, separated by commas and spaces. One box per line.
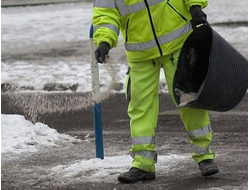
158, 23, 192, 45
188, 124, 212, 138
94, 0, 116, 8
116, 0, 164, 16
132, 136, 155, 145
191, 144, 210, 155
125, 39, 156, 51
125, 23, 192, 51
130, 151, 157, 162
94, 24, 119, 36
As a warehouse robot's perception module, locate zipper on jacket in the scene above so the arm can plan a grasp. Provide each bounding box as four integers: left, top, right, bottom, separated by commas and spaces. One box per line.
144, 0, 163, 56
125, 18, 130, 43
167, 1, 187, 21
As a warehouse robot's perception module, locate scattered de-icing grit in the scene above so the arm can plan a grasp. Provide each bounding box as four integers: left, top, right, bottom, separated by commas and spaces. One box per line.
5, 62, 117, 122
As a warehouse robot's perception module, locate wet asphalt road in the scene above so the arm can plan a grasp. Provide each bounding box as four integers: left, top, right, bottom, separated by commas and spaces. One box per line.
1, 93, 248, 190
1, 1, 248, 188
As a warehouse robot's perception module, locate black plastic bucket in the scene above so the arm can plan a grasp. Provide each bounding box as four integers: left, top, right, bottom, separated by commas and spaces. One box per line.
173, 25, 248, 112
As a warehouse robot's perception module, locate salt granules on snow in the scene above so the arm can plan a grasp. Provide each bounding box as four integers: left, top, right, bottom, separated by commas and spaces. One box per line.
179, 92, 198, 107
174, 88, 198, 107
174, 81, 206, 107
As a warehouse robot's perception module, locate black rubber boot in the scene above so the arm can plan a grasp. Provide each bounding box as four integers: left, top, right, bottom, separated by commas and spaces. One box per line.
199, 159, 219, 176
118, 167, 155, 183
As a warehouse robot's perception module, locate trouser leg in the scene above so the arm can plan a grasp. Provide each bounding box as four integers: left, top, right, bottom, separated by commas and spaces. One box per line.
126, 59, 161, 172
161, 50, 215, 163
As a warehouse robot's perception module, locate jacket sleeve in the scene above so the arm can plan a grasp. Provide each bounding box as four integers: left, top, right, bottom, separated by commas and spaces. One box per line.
92, 0, 121, 48
184, 0, 208, 10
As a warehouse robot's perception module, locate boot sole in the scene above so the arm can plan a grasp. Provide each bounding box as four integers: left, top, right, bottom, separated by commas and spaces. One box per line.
201, 167, 219, 176
118, 173, 156, 183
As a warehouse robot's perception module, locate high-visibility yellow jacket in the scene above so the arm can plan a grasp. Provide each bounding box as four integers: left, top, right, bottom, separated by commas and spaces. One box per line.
93, 0, 207, 62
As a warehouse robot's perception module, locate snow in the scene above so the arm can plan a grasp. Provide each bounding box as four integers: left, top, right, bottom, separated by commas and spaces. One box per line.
213, 26, 248, 44
205, 0, 248, 24
1, 113, 190, 182
1, 1, 248, 93
1, 112, 190, 181
1, 3, 93, 46
51, 154, 189, 182
1, 61, 127, 93
1, 0, 248, 181
1, 114, 81, 154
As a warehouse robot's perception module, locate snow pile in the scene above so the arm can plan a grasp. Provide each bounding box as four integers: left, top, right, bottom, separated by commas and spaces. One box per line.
1, 114, 81, 154
1, 61, 127, 93
1, 1, 248, 94
51, 154, 189, 182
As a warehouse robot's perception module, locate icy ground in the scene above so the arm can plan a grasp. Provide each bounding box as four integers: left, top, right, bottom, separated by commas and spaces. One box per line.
1, 95, 248, 189
1, 0, 248, 93
1, 0, 248, 187
1, 113, 192, 183
51, 154, 190, 182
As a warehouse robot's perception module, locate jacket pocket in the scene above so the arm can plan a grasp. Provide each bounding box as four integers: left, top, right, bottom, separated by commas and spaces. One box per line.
125, 18, 130, 43
167, 1, 187, 22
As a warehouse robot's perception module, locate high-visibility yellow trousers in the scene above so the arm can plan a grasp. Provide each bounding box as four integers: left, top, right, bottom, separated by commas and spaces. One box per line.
125, 49, 215, 172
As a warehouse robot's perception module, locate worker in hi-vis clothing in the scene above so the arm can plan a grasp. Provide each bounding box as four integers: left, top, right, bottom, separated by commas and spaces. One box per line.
93, 0, 219, 183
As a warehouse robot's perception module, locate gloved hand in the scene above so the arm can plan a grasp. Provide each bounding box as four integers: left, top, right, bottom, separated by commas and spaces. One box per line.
190, 5, 208, 27
95, 42, 110, 63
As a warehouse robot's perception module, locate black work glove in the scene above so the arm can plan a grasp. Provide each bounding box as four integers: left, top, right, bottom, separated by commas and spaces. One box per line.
95, 42, 110, 63
190, 5, 208, 27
